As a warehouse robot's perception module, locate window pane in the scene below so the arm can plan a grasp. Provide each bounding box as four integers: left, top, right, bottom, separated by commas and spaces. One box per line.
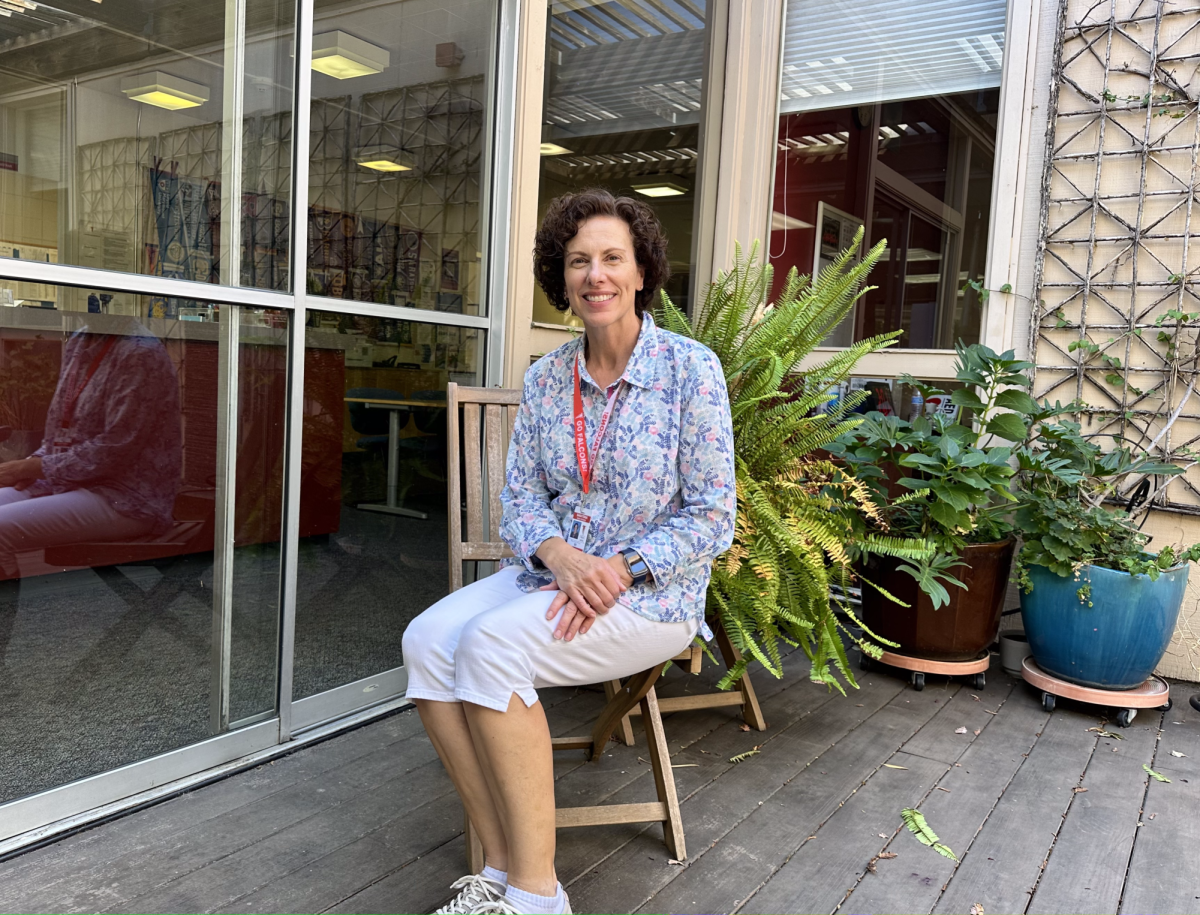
305, 0, 498, 315
770, 88, 1001, 349
534, 0, 711, 325
0, 290, 285, 804
293, 310, 484, 699
0, 0, 296, 290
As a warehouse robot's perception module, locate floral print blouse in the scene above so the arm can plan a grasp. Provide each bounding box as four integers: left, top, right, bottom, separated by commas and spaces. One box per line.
500, 312, 736, 634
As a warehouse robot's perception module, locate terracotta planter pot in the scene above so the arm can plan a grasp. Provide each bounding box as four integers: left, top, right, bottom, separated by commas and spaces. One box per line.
860, 540, 1016, 661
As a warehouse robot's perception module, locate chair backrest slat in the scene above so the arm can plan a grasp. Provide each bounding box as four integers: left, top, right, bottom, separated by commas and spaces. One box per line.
463, 402, 484, 544
446, 384, 523, 593
484, 404, 505, 543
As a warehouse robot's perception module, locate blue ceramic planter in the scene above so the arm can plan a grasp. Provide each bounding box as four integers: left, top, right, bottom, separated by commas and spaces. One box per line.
1020, 563, 1187, 689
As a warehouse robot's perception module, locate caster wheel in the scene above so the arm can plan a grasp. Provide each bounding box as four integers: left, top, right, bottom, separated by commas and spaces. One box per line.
970, 673, 986, 691
1042, 692, 1056, 713
1116, 708, 1137, 728
859, 653, 873, 672
912, 672, 925, 691
1191, 693, 1200, 714
1161, 698, 1173, 712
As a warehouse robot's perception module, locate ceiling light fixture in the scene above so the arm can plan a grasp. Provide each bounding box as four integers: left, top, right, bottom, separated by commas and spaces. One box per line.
630, 176, 690, 198
312, 31, 390, 79
355, 146, 415, 172
121, 72, 210, 110
540, 142, 573, 156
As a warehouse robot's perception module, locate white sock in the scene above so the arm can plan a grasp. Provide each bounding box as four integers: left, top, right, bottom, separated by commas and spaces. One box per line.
504, 882, 566, 914
481, 865, 508, 888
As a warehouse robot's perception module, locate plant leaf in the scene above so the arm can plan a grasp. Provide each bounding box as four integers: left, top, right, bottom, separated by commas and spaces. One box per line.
900, 808, 958, 861
1144, 764, 1171, 783
986, 412, 1028, 441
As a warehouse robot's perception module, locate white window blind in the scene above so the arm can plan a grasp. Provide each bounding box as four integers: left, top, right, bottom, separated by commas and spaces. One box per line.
779, 0, 1007, 113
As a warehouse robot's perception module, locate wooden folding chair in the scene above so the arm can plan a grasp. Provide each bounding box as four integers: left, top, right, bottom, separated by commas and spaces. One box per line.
607, 622, 767, 746
446, 383, 686, 873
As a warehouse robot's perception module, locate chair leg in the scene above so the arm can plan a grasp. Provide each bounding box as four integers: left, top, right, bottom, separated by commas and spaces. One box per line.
716, 623, 767, 731
605, 679, 637, 746
464, 811, 485, 875
640, 686, 685, 860
589, 666, 661, 759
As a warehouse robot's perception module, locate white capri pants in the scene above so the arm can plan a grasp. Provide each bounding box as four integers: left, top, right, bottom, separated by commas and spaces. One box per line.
403, 567, 699, 713
0, 487, 153, 580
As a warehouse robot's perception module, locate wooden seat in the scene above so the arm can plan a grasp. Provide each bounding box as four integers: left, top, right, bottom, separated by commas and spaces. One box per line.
446, 383, 685, 872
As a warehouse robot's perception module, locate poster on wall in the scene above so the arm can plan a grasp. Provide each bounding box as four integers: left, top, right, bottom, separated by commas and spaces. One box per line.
148, 160, 217, 317
813, 202, 865, 348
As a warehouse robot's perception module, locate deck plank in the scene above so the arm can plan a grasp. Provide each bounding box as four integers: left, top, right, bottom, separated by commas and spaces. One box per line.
0, 709, 426, 903
737, 750, 948, 915
1119, 699, 1200, 915
603, 683, 941, 915
845, 678, 1046, 915
1029, 712, 1161, 915
931, 703, 1104, 915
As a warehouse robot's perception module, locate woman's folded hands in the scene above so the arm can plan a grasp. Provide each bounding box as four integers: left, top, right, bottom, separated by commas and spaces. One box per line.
535, 537, 633, 641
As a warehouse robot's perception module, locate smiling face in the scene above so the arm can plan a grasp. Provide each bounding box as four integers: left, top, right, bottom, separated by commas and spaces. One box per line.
563, 215, 645, 335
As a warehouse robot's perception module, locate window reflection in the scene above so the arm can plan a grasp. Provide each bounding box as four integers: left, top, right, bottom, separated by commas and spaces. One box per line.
770, 0, 1006, 349
305, 0, 496, 313
534, 0, 710, 325
0, 292, 286, 804
293, 309, 484, 699
0, 0, 296, 289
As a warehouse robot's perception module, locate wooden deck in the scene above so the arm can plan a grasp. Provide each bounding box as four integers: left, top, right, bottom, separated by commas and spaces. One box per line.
1, 649, 1198, 915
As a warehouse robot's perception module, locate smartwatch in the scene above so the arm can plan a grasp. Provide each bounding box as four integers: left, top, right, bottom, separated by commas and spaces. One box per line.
620, 548, 651, 586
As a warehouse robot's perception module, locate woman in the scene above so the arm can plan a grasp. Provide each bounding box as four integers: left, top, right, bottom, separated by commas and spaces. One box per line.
402, 189, 735, 915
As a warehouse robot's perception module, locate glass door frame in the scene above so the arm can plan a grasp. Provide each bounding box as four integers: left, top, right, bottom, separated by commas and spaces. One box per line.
0, 0, 519, 848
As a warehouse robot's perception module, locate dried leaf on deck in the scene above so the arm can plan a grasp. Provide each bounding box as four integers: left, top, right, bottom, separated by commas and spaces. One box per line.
970, 905, 985, 915
883, 764, 908, 770
900, 807, 959, 862
879, 851, 897, 859
1088, 727, 1123, 739
1170, 750, 1186, 757
954, 727, 968, 734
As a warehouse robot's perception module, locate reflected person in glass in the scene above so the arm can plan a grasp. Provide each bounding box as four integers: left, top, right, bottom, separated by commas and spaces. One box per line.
403, 190, 736, 915
0, 315, 182, 679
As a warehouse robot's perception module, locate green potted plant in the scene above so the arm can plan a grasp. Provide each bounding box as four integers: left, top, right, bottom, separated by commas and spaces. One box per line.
1013, 406, 1200, 695
827, 344, 1039, 666
656, 235, 932, 691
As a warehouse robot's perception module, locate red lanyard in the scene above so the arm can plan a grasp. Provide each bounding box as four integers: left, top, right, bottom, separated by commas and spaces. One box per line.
59, 335, 117, 432
573, 354, 623, 495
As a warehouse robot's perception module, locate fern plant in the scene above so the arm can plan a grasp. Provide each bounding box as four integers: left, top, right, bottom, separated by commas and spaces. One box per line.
656, 235, 932, 691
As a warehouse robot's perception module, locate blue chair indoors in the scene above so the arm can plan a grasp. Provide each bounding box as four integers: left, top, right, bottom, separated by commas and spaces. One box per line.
346, 387, 427, 520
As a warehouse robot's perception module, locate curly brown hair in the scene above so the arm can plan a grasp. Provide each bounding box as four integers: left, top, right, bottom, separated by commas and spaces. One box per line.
533, 189, 670, 319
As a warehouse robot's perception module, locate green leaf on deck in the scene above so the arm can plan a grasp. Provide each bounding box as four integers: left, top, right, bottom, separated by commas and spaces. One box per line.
901, 807, 959, 861
1144, 764, 1171, 783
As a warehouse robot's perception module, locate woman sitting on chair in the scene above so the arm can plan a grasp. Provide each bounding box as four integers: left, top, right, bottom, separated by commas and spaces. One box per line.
402, 189, 735, 915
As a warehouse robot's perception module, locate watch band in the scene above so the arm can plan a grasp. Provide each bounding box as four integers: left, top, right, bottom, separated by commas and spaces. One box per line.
620, 548, 651, 586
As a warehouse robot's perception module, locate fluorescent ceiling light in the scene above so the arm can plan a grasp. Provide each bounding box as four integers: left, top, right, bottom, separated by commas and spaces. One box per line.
121, 72, 209, 110
312, 31, 389, 79
540, 142, 573, 156
630, 176, 690, 198
355, 146, 415, 172
771, 211, 813, 231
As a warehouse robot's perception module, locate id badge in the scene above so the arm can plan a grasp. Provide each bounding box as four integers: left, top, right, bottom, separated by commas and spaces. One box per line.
565, 511, 593, 550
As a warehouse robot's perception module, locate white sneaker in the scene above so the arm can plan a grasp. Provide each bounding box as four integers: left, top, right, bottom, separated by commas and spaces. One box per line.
468, 891, 572, 914
434, 873, 507, 914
